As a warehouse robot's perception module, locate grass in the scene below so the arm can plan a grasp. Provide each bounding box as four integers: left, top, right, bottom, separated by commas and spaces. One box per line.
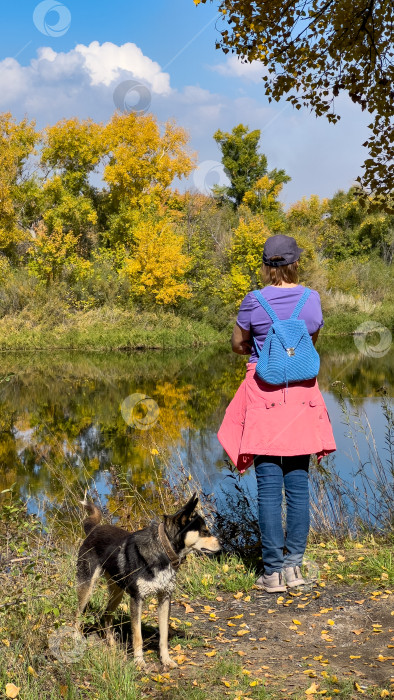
0, 304, 224, 351
177, 553, 256, 600
307, 537, 394, 587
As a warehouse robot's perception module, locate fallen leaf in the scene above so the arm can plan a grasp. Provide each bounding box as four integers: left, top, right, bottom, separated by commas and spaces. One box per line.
205, 650, 216, 657
305, 681, 320, 694
350, 655, 361, 659
28, 666, 38, 677
292, 619, 301, 625
2, 639, 10, 647
233, 592, 243, 599
5, 685, 20, 699
352, 629, 364, 635
183, 603, 194, 614
152, 674, 165, 683
353, 681, 365, 692
237, 630, 249, 636
174, 654, 187, 664
222, 680, 231, 687
229, 614, 243, 619
327, 620, 335, 626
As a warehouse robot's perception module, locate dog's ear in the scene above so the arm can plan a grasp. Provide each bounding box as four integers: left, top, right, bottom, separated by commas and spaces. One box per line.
173, 493, 199, 524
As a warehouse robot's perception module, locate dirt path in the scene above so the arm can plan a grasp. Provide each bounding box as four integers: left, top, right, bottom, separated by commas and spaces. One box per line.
138, 584, 394, 697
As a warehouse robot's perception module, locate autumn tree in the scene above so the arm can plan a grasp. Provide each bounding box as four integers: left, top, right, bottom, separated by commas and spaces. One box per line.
196, 0, 394, 205
214, 124, 290, 207
120, 218, 191, 305
38, 119, 105, 257
0, 114, 38, 257
102, 113, 195, 244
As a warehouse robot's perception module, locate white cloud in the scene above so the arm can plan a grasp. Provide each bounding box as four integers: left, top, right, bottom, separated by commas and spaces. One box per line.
75, 41, 171, 92
0, 41, 171, 113
211, 55, 267, 83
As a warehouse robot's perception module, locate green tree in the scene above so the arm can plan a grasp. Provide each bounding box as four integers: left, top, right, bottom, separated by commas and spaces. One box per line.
196, 0, 394, 205
213, 124, 289, 207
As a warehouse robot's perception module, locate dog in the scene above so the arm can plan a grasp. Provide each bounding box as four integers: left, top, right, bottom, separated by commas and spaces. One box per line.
76, 493, 220, 669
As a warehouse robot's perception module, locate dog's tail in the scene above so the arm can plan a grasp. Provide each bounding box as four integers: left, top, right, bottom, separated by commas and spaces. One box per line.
80, 493, 102, 536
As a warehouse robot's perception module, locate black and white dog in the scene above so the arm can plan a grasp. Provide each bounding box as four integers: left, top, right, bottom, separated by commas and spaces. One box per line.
76, 494, 220, 668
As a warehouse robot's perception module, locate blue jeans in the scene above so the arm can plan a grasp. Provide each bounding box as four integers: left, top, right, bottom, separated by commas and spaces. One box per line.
254, 455, 310, 574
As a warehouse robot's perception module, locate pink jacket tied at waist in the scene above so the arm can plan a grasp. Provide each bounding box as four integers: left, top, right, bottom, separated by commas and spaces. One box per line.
218, 363, 336, 473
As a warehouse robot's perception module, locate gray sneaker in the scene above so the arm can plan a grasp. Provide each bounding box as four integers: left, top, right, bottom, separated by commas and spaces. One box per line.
284, 565, 306, 588
255, 571, 286, 593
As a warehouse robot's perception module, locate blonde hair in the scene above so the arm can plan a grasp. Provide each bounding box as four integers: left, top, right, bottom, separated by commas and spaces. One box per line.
262, 258, 299, 285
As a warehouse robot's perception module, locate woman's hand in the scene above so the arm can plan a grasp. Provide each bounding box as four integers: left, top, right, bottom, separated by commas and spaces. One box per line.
231, 324, 252, 355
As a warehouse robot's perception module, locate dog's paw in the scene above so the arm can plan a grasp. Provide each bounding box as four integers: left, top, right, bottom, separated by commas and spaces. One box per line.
134, 657, 148, 671
161, 657, 177, 670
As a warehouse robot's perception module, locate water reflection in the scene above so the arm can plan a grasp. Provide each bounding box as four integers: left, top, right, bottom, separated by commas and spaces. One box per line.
0, 339, 392, 524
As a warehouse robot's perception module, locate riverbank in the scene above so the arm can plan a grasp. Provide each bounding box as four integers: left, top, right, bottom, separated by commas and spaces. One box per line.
0, 301, 392, 351
1, 497, 393, 700
0, 306, 223, 351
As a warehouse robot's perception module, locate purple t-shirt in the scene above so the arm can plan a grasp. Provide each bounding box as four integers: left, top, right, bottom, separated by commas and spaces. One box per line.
237, 285, 324, 363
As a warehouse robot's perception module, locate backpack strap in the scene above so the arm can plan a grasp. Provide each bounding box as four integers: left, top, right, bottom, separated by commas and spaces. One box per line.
290, 287, 311, 319
253, 290, 279, 323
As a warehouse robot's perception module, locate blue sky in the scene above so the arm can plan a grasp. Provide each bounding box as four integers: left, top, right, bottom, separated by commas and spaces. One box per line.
0, 0, 370, 204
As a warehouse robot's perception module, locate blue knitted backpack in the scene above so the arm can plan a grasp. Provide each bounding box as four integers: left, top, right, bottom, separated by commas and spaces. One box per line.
252, 287, 320, 385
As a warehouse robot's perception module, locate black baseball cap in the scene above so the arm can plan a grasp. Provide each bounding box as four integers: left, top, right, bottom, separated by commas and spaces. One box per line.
262, 234, 303, 267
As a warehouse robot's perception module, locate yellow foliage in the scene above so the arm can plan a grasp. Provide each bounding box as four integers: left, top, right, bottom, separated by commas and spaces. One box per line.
121, 219, 191, 305
220, 215, 271, 305
0, 113, 37, 252
28, 221, 79, 284
42, 118, 105, 180
243, 175, 283, 212
104, 113, 195, 209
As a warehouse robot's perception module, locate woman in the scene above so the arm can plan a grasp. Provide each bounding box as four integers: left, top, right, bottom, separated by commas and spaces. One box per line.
218, 234, 336, 593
